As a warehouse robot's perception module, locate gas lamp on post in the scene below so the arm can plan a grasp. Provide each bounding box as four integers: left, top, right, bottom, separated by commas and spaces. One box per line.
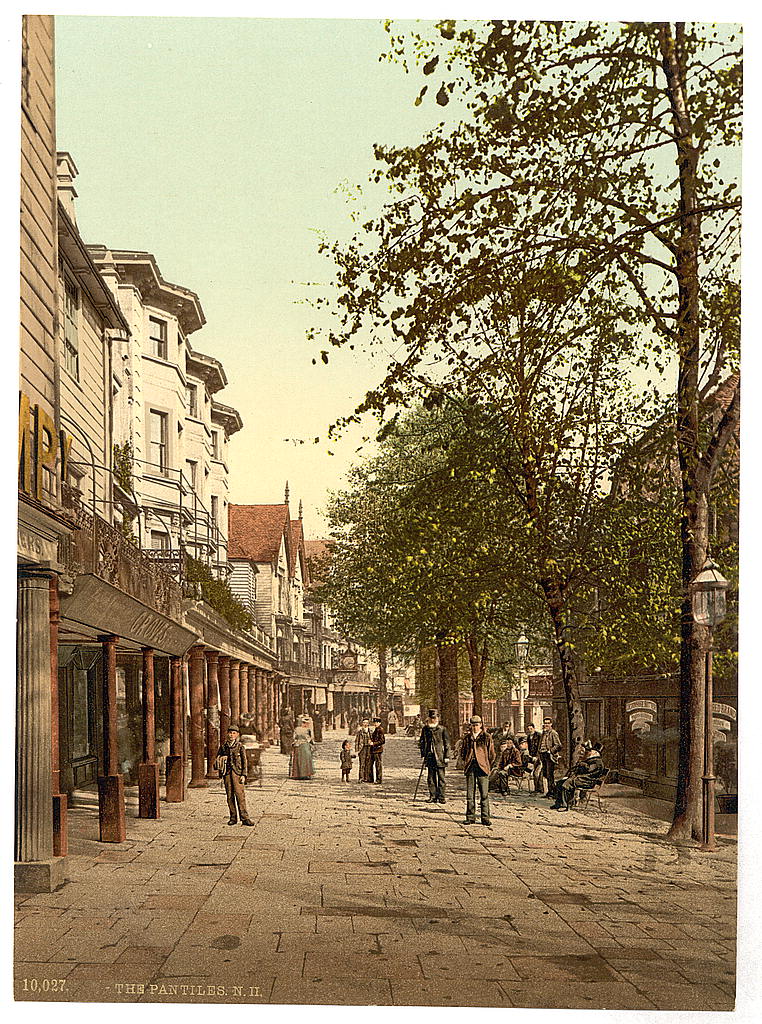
689, 557, 729, 852
515, 632, 530, 733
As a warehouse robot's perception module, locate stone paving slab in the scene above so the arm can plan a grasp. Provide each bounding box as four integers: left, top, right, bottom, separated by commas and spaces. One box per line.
14, 729, 737, 1009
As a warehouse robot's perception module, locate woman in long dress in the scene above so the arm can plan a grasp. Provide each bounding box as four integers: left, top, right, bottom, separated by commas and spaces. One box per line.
289, 716, 315, 779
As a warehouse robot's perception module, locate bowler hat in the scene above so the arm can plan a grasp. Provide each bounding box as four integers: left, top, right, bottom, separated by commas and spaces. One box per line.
427, 708, 439, 718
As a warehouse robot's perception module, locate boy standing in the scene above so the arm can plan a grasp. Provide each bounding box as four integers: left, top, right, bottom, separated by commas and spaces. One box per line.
216, 724, 254, 826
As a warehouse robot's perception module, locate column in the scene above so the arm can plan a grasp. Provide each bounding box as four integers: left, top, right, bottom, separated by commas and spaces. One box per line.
247, 666, 256, 727
230, 660, 241, 725
218, 655, 231, 742
188, 645, 207, 788
205, 650, 220, 779
255, 669, 266, 742
239, 662, 249, 719
138, 648, 160, 818
166, 655, 185, 801
16, 569, 66, 892
98, 634, 126, 842
49, 578, 67, 857
267, 674, 276, 741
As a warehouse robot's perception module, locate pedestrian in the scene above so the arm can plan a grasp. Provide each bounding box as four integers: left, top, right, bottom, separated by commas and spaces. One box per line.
278, 706, 294, 755
370, 716, 385, 783
489, 737, 524, 794
525, 722, 543, 792
552, 742, 607, 810
387, 708, 398, 735
460, 716, 495, 826
339, 739, 354, 782
418, 708, 452, 804
215, 724, 254, 826
355, 717, 372, 782
313, 707, 323, 742
491, 721, 514, 754
289, 715, 315, 779
348, 706, 359, 736
539, 716, 563, 797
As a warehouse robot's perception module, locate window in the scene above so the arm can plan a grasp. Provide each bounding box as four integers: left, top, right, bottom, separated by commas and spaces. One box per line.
149, 410, 168, 474
211, 430, 219, 458
210, 495, 219, 527
148, 316, 168, 359
186, 460, 197, 490
150, 530, 169, 550
63, 276, 79, 379
187, 384, 198, 417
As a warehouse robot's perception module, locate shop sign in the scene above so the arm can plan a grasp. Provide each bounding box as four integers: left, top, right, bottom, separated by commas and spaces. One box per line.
626, 698, 657, 732
18, 393, 73, 502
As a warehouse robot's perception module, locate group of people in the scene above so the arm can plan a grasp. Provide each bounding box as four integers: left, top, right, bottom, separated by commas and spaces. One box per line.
213, 704, 606, 828
417, 708, 607, 826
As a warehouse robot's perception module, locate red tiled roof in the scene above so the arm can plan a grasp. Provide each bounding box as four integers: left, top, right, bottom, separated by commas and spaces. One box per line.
228, 504, 290, 563
305, 538, 333, 586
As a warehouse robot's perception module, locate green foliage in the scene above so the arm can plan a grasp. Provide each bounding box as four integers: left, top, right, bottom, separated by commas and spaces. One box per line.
185, 554, 253, 632
113, 440, 134, 492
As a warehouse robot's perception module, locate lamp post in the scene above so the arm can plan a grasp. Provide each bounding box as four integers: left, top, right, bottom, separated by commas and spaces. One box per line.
515, 632, 530, 733
689, 557, 729, 852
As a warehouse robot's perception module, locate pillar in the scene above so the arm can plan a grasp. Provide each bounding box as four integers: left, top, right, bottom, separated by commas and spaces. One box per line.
205, 650, 220, 779
267, 674, 276, 741
98, 634, 126, 842
230, 660, 241, 725
188, 645, 207, 788
166, 655, 184, 801
239, 661, 249, 718
138, 648, 160, 818
218, 655, 231, 742
255, 669, 266, 742
49, 578, 67, 857
16, 569, 66, 891
247, 666, 256, 729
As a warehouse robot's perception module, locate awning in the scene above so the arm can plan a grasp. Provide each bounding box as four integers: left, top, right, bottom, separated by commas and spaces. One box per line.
60, 573, 197, 657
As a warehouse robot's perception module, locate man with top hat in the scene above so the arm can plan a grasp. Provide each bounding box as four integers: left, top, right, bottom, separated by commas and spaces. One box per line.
418, 709, 452, 804
215, 723, 254, 826
460, 715, 495, 825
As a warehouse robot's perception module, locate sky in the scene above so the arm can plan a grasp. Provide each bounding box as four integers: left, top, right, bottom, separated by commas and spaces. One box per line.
54, 16, 467, 539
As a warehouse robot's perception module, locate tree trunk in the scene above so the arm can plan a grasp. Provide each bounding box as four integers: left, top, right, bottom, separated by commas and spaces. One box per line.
378, 645, 389, 728
435, 634, 460, 746
540, 577, 586, 765
465, 634, 486, 719
659, 23, 708, 842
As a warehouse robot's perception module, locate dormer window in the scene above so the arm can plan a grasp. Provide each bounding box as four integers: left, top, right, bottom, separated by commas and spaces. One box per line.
148, 316, 168, 359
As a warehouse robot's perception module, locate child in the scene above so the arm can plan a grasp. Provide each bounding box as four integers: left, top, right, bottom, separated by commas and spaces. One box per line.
340, 739, 354, 782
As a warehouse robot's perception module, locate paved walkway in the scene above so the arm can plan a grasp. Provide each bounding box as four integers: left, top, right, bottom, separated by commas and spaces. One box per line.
14, 730, 736, 1008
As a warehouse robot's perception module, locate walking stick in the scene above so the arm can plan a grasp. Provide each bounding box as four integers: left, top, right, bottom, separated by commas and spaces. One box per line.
413, 759, 426, 802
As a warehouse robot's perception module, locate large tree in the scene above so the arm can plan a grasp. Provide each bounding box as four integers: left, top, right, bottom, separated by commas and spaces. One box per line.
316, 20, 740, 835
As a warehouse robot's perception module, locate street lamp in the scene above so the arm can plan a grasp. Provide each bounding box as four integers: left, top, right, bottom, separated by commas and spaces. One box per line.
515, 632, 530, 733
689, 557, 729, 852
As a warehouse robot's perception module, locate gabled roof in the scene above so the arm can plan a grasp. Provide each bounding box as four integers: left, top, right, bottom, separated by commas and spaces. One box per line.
228, 504, 291, 564
305, 538, 333, 588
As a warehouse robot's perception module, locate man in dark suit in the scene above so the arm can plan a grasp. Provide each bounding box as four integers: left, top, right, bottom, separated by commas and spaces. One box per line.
538, 716, 563, 797
418, 709, 452, 804
370, 717, 385, 783
526, 722, 543, 792
552, 742, 607, 810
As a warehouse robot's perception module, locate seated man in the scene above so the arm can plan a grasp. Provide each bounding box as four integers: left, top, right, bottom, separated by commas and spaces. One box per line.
552, 742, 607, 810
489, 738, 524, 793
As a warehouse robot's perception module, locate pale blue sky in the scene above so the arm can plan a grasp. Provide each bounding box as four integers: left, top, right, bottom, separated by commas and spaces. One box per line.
55, 16, 466, 537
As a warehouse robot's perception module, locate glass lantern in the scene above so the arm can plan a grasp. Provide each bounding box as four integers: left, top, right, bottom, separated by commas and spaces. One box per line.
689, 558, 729, 627
515, 632, 530, 665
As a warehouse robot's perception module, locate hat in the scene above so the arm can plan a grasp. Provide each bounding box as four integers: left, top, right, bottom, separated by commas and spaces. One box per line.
427, 708, 439, 718
372, 717, 381, 723
227, 723, 240, 733
469, 715, 483, 724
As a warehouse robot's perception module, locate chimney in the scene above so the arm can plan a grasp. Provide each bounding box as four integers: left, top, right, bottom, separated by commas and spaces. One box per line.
56, 152, 79, 224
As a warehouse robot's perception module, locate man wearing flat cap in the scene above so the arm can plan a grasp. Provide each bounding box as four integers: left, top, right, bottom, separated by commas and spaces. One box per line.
418, 709, 452, 804
215, 724, 254, 826
460, 716, 495, 826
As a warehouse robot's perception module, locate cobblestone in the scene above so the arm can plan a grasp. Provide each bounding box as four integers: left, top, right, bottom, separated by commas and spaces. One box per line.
14, 729, 736, 1008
